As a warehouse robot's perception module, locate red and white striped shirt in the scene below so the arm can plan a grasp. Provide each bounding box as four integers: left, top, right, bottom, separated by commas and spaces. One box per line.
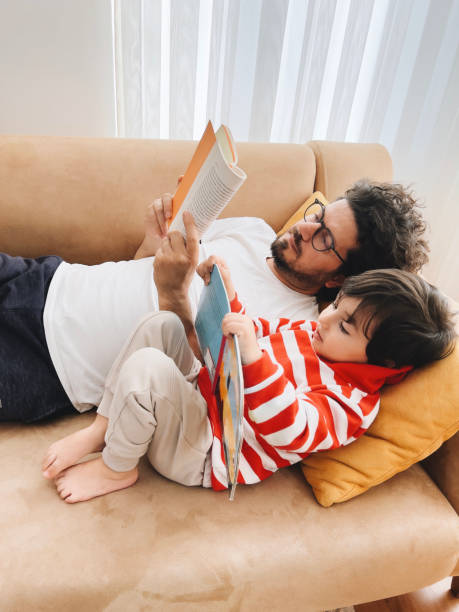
198, 296, 411, 491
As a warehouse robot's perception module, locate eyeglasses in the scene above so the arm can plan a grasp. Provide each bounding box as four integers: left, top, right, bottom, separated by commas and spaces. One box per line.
303, 199, 345, 264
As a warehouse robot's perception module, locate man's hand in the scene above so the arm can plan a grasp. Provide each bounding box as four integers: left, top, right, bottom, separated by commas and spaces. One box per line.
153, 211, 199, 304
134, 175, 184, 259
147, 193, 174, 239
197, 255, 236, 301
222, 313, 262, 365
153, 211, 202, 361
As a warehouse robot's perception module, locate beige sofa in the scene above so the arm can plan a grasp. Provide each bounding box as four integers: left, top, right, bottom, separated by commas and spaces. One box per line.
0, 135, 457, 611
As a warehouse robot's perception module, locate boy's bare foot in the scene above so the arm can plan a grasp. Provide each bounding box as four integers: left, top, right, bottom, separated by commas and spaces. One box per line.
54, 457, 138, 503
42, 415, 108, 479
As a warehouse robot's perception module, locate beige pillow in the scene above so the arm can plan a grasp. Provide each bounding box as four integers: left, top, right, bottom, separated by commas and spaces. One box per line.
301, 344, 459, 506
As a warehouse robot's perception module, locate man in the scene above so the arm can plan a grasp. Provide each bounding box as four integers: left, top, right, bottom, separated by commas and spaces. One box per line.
0, 180, 428, 423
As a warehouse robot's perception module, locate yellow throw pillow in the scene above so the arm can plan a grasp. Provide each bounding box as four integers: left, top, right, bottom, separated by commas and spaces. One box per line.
301, 344, 459, 507
277, 191, 328, 236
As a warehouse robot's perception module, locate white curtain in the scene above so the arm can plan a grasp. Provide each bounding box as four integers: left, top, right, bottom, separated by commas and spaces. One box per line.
113, 0, 459, 300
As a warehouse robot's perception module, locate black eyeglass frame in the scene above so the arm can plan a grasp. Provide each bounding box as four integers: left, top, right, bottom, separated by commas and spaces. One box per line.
303, 199, 345, 264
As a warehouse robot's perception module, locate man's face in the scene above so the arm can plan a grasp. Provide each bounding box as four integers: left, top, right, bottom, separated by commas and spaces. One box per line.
270, 199, 359, 292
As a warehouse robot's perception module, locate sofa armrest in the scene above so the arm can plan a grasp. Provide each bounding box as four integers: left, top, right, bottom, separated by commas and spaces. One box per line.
307, 140, 393, 202
423, 295, 459, 516
423, 431, 459, 515
424, 434, 459, 583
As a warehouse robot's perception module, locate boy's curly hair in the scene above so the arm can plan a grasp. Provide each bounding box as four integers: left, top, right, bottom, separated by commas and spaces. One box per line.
340, 180, 429, 278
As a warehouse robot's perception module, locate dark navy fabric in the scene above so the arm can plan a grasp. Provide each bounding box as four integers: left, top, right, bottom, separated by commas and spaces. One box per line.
0, 253, 75, 422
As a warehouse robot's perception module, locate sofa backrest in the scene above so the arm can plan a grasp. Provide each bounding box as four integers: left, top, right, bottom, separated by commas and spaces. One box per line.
0, 136, 315, 264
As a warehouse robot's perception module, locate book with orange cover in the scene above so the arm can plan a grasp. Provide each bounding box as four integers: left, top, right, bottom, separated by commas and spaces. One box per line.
169, 121, 246, 237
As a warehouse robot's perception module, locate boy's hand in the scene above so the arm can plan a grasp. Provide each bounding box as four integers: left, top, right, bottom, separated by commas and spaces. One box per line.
222, 313, 262, 365
154, 211, 199, 300
197, 255, 235, 301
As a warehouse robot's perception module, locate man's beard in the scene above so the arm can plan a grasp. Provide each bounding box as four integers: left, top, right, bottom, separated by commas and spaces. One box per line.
270, 232, 335, 290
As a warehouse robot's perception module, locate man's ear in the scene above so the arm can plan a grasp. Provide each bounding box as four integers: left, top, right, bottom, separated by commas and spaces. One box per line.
324, 274, 345, 289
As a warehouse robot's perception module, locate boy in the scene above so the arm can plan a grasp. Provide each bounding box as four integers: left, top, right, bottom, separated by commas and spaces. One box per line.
42, 257, 456, 503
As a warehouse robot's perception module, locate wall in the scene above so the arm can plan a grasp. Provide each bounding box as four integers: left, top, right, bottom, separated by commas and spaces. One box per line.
0, 0, 457, 300
0, 0, 116, 137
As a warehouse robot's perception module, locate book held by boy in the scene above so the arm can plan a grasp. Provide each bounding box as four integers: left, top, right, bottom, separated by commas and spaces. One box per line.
195, 265, 244, 501
169, 121, 247, 237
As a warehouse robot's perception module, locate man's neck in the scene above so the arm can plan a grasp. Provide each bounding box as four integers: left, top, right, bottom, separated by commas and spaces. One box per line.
265, 257, 320, 296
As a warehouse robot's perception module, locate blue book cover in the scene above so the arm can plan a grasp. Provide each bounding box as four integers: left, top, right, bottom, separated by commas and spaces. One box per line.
195, 265, 244, 500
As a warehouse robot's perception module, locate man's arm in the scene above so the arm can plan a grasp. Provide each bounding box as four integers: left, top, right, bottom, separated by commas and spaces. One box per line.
153, 211, 202, 360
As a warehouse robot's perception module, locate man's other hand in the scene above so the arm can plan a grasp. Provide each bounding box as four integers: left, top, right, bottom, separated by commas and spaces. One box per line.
134, 175, 184, 259
153, 211, 199, 299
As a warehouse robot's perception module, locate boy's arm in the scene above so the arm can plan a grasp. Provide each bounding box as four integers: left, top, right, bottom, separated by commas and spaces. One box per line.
220, 311, 375, 455
242, 349, 380, 456
153, 211, 202, 360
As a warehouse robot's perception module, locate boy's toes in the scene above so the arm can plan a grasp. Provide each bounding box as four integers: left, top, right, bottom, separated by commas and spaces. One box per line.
41, 450, 55, 471
64, 493, 78, 504
42, 455, 61, 479
55, 474, 65, 491
60, 489, 71, 501
56, 479, 70, 500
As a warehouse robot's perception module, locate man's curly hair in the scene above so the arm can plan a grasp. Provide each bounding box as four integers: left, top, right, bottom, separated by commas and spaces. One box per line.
339, 180, 429, 278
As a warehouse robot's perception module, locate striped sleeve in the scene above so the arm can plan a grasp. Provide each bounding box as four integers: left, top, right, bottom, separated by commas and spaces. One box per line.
242, 351, 379, 457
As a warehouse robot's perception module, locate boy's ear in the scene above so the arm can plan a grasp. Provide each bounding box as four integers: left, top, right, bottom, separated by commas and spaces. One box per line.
324, 274, 345, 289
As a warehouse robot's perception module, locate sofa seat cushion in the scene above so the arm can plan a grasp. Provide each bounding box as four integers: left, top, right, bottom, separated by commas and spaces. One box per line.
1, 413, 458, 611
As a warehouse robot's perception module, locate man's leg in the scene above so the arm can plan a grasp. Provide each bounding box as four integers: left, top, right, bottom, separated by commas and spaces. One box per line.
54, 343, 211, 503
0, 253, 74, 422
42, 311, 201, 477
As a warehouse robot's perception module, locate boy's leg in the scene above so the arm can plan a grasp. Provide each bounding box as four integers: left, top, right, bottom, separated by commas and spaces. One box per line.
55, 344, 211, 503
98, 311, 201, 418
42, 311, 200, 478
103, 347, 211, 485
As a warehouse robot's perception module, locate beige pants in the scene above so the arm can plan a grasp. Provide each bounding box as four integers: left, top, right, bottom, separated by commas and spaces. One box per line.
97, 312, 212, 486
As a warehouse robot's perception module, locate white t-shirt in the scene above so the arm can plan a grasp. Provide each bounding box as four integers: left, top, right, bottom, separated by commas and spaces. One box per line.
44, 217, 318, 411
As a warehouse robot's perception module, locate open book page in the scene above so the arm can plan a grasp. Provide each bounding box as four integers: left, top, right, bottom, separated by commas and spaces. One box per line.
169, 121, 246, 237
194, 265, 244, 500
